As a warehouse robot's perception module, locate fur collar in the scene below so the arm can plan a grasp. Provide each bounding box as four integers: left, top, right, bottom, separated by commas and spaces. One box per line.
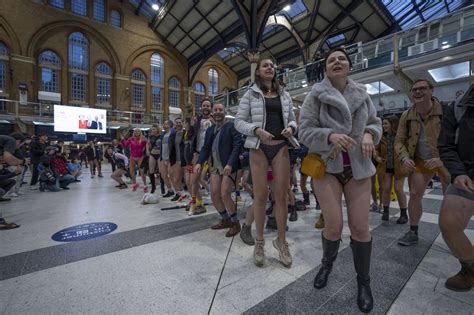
311, 77, 368, 115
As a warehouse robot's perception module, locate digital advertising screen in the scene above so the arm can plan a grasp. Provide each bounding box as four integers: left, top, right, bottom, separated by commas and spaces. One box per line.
54, 105, 107, 134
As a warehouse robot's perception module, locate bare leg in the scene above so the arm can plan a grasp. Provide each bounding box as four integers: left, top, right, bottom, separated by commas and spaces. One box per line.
344, 178, 372, 242
249, 149, 269, 241
407, 172, 432, 225
271, 146, 291, 241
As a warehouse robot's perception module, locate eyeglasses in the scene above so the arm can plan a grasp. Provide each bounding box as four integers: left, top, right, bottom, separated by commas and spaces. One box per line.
411, 86, 429, 92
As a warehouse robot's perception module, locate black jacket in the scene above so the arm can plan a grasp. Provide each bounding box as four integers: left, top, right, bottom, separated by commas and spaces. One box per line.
197, 121, 243, 172
438, 103, 474, 181
29, 140, 46, 164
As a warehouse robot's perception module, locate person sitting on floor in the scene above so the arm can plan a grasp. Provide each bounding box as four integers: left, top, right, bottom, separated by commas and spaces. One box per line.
51, 151, 76, 190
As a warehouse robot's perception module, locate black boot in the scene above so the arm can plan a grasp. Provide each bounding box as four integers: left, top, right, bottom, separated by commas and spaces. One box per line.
149, 173, 156, 194
314, 232, 340, 289
303, 192, 310, 205
159, 176, 166, 195
351, 238, 374, 313
289, 204, 297, 222
381, 206, 389, 221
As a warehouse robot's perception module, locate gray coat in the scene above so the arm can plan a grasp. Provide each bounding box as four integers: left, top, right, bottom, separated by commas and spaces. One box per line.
235, 84, 299, 149
299, 77, 382, 180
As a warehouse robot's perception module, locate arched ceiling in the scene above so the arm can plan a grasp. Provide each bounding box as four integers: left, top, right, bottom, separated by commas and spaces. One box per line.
127, 0, 471, 84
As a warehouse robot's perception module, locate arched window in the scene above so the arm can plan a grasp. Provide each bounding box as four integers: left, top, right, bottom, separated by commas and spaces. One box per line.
110, 10, 122, 28
68, 32, 89, 103
194, 82, 205, 113
71, 0, 87, 16
0, 42, 9, 95
38, 50, 61, 93
168, 77, 181, 108
49, 0, 64, 9
95, 62, 112, 106
92, 0, 105, 21
208, 68, 218, 95
150, 53, 164, 112
131, 69, 145, 109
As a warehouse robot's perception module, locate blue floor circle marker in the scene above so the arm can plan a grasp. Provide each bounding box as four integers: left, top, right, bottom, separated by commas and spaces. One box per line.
51, 222, 118, 242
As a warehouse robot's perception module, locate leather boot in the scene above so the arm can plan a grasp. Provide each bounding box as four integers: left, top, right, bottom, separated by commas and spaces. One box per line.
303, 192, 310, 205
149, 173, 156, 194
445, 260, 474, 291
314, 232, 340, 289
351, 238, 374, 313
381, 206, 389, 221
289, 204, 298, 222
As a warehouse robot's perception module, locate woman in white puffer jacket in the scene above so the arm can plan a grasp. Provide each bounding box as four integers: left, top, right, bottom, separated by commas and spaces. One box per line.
235, 57, 298, 269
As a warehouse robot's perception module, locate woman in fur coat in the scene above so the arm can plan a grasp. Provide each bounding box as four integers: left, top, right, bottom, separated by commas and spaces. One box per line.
299, 48, 382, 313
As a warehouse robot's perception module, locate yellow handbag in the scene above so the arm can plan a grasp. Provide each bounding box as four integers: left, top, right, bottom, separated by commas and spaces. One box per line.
301, 153, 326, 179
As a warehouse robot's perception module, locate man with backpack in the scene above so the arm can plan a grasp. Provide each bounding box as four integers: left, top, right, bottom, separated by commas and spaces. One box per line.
438, 85, 474, 291
394, 79, 450, 246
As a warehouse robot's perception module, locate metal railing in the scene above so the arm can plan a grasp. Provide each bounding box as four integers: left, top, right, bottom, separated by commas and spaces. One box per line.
213, 4, 474, 110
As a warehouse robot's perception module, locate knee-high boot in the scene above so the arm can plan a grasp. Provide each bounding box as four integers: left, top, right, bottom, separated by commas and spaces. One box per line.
159, 176, 165, 195
149, 173, 156, 193
314, 231, 340, 289
351, 238, 374, 313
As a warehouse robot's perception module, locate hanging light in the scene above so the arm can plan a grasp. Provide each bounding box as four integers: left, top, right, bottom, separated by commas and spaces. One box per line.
152, 3, 159, 11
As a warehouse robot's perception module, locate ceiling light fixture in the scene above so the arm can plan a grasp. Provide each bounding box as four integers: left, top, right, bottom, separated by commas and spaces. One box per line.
283, 5, 291, 11
152, 4, 159, 11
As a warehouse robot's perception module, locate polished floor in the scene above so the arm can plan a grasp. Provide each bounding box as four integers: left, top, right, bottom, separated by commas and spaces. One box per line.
0, 167, 473, 314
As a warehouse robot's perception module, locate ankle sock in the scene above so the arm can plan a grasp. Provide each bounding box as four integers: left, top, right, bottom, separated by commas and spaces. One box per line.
219, 210, 230, 220
400, 208, 407, 216
410, 225, 418, 235
230, 212, 238, 222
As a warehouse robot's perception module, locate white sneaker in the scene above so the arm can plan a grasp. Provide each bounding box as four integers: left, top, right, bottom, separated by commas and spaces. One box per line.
8, 192, 19, 198
30, 185, 38, 190
17, 191, 26, 195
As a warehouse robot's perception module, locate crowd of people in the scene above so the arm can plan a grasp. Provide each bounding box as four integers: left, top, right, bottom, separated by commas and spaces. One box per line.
1, 47, 473, 312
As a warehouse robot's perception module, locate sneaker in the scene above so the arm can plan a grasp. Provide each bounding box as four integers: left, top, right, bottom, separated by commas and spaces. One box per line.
289, 205, 298, 222
186, 201, 194, 213
273, 238, 292, 267
163, 191, 174, 198
119, 183, 128, 189
226, 221, 241, 237
193, 204, 207, 215
178, 194, 188, 202
398, 230, 418, 246
30, 185, 38, 190
240, 223, 255, 245
171, 193, 181, 202
396, 215, 408, 224
17, 191, 26, 196
132, 183, 140, 192
254, 239, 265, 267
127, 179, 134, 184
143, 186, 149, 193
211, 219, 231, 230
115, 184, 122, 188
370, 203, 379, 212
98, 173, 103, 178
5, 192, 19, 198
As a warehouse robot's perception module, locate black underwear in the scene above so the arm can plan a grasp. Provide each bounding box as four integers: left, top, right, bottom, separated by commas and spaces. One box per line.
329, 166, 353, 186
259, 142, 288, 165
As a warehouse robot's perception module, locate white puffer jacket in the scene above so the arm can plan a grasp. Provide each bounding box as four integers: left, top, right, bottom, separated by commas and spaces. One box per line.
235, 84, 299, 149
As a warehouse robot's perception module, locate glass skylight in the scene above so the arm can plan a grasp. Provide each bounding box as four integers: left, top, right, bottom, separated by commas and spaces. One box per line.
217, 47, 239, 60
327, 34, 345, 45
428, 61, 470, 83
365, 81, 394, 95
382, 0, 466, 30
277, 0, 308, 20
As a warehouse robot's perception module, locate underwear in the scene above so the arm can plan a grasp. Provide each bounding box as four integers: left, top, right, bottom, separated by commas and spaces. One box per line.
329, 166, 353, 186
131, 156, 142, 162
186, 165, 193, 174
150, 153, 160, 160
259, 142, 288, 165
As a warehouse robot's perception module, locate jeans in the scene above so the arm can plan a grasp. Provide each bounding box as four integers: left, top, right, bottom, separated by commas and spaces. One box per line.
30, 163, 40, 186
58, 174, 75, 188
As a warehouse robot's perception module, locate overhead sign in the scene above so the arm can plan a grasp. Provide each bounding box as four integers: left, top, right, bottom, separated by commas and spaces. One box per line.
51, 222, 117, 242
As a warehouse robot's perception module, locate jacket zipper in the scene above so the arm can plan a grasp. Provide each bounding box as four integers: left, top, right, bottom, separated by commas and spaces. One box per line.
257, 88, 267, 149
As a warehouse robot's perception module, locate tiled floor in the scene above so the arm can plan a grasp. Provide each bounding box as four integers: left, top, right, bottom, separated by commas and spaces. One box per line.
0, 170, 472, 314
